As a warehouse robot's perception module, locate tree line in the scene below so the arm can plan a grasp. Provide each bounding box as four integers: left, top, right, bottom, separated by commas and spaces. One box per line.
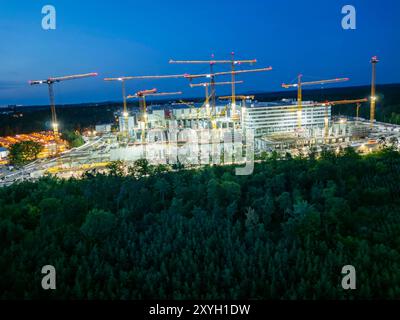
1, 148, 400, 299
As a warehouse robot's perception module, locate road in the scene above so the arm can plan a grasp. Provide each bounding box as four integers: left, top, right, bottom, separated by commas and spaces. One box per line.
1, 119, 400, 188
0, 135, 114, 187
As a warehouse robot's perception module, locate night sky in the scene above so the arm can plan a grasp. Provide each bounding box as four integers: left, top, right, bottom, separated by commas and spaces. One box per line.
0, 0, 399, 105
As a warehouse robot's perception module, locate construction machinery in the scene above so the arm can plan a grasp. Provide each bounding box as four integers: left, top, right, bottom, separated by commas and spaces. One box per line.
105, 74, 188, 136
170, 55, 263, 117
127, 90, 182, 141
370, 56, 379, 129
320, 98, 369, 140
282, 76, 350, 130
190, 81, 244, 116
103, 77, 130, 135
356, 103, 362, 125
29, 73, 98, 140
185, 67, 272, 117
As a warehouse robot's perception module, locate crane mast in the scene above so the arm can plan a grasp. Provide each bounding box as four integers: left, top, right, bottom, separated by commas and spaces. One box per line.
48, 83, 58, 136
370, 56, 379, 129
320, 98, 368, 140
297, 74, 303, 129
105, 74, 187, 136
190, 81, 244, 116
282, 76, 350, 132
219, 95, 255, 116
29, 72, 98, 144
170, 55, 260, 117
127, 90, 182, 141
210, 59, 216, 117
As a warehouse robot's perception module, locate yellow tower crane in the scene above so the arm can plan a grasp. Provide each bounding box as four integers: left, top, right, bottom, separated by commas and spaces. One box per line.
127, 90, 182, 142
190, 81, 244, 117
185, 67, 272, 118
320, 98, 369, 139
282, 76, 350, 131
370, 56, 379, 129
170, 55, 262, 118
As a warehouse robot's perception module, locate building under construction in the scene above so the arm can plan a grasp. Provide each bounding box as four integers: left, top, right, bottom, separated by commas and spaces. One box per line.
101, 54, 381, 160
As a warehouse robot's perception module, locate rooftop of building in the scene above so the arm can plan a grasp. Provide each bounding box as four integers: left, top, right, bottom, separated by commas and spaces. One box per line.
247, 99, 318, 108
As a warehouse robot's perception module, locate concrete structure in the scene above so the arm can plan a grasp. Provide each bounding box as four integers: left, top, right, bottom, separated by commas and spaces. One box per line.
95, 124, 112, 133
0, 147, 9, 160
255, 119, 370, 155
119, 116, 135, 135
242, 99, 329, 137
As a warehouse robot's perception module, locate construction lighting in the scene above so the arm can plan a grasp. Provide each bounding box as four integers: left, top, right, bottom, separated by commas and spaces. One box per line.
282, 76, 350, 136
29, 72, 98, 143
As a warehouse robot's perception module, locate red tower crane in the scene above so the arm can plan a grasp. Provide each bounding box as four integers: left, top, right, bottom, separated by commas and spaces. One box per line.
127, 90, 182, 141
104, 74, 187, 135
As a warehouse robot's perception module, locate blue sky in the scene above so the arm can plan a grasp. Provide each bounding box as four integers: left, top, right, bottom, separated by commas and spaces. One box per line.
0, 0, 399, 105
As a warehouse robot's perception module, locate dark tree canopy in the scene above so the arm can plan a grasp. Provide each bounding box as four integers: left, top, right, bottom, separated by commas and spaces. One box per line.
1, 149, 400, 299
8, 141, 43, 166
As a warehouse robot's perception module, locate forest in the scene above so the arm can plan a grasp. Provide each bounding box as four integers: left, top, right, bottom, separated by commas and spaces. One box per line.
1, 148, 400, 299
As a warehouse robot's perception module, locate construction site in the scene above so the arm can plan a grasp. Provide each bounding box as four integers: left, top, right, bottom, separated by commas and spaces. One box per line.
1, 55, 399, 185
98, 55, 387, 160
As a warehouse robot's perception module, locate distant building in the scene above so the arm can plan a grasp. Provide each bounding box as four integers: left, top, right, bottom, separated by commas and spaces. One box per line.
95, 124, 112, 133
0, 147, 9, 160
242, 100, 330, 137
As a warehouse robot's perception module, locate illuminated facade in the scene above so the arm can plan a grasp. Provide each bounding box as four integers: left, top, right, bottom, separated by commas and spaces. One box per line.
242, 100, 330, 137
119, 116, 135, 135
0, 147, 9, 159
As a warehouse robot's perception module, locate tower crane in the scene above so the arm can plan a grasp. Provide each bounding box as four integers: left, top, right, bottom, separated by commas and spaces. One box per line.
190, 81, 244, 116
29, 73, 98, 140
319, 98, 368, 140
282, 76, 350, 130
356, 103, 362, 125
170, 55, 262, 117
104, 74, 188, 136
184, 67, 272, 116
370, 56, 379, 129
103, 77, 129, 135
127, 90, 182, 141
